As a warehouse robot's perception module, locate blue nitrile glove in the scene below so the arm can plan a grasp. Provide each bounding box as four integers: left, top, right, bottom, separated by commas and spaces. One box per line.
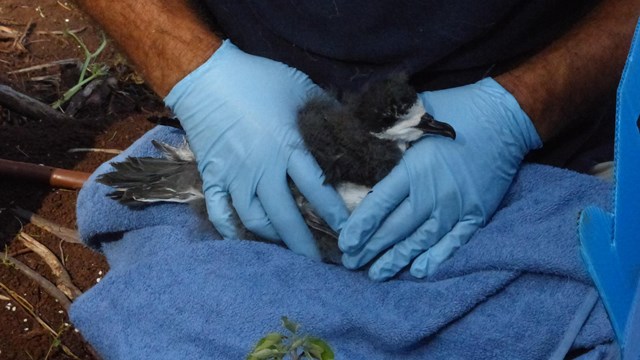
339, 78, 542, 281
164, 40, 349, 260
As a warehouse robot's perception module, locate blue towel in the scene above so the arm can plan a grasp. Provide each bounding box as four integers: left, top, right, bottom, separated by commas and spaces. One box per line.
71, 126, 615, 359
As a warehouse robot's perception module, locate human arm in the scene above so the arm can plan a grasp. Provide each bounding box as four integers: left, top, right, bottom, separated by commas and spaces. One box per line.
74, 1, 349, 259
340, 0, 640, 280
497, 0, 640, 140
73, 1, 220, 96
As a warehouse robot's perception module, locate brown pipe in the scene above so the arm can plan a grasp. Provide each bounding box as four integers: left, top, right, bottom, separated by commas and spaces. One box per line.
0, 158, 91, 189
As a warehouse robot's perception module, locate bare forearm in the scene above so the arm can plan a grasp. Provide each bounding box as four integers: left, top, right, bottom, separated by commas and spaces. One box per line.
74, 0, 220, 96
496, 0, 640, 141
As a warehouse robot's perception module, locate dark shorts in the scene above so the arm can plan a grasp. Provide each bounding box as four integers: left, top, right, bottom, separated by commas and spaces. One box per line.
198, 0, 614, 172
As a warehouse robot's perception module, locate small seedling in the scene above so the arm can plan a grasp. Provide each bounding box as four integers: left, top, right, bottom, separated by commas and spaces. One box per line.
247, 317, 334, 360
51, 31, 109, 110
44, 323, 80, 360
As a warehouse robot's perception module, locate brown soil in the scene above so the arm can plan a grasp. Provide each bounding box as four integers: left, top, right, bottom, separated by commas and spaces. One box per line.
1, 1, 164, 358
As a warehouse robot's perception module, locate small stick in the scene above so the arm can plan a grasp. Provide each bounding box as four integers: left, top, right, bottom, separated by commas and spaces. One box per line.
28, 75, 61, 83
0, 294, 10, 301
8, 248, 33, 257
12, 207, 82, 244
0, 158, 90, 190
35, 26, 86, 36
1, 253, 72, 310
0, 84, 72, 121
68, 148, 122, 155
0, 19, 23, 26
0, 25, 19, 39
12, 19, 33, 52
57, 0, 73, 11
17, 232, 83, 300
7, 58, 79, 75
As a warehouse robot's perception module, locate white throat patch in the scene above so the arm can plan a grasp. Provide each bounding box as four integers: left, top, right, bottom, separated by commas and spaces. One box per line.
371, 101, 426, 148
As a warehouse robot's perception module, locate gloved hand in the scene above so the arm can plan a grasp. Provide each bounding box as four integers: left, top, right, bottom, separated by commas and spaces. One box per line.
339, 78, 542, 280
164, 40, 349, 260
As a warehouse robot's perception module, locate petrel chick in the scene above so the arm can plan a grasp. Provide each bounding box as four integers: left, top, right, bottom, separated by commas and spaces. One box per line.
98, 75, 456, 263
298, 74, 455, 187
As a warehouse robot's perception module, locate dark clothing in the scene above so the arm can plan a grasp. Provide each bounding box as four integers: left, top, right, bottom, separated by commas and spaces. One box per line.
200, 0, 613, 172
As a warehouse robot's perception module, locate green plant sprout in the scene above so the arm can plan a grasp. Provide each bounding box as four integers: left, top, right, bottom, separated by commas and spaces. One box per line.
44, 323, 80, 360
51, 31, 109, 110
247, 317, 334, 360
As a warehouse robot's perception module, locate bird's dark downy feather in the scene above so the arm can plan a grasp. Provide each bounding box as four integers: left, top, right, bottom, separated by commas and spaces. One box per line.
351, 74, 418, 133
297, 95, 403, 188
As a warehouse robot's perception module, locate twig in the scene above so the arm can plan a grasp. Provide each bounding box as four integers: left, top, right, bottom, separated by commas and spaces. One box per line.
7, 58, 79, 75
0, 158, 90, 190
15, 145, 30, 158
12, 19, 34, 53
12, 207, 82, 244
28, 75, 61, 83
8, 248, 33, 257
0, 19, 23, 26
59, 241, 66, 267
17, 232, 83, 300
1, 253, 72, 310
0, 84, 72, 122
0, 294, 10, 301
67, 148, 122, 155
35, 27, 85, 36
0, 25, 19, 40
57, 1, 73, 11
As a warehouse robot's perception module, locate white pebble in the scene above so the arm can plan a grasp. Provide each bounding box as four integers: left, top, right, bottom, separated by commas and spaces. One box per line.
58, 310, 64, 314
12, 307, 16, 312
74, 328, 79, 333
23, 319, 27, 322
98, 270, 103, 275
24, 328, 29, 331
96, 277, 102, 283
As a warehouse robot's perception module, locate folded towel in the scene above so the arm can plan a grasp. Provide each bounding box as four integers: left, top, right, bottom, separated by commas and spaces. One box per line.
71, 126, 615, 359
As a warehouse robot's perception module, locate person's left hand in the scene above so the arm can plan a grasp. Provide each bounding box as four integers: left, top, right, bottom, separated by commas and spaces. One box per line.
338, 78, 542, 281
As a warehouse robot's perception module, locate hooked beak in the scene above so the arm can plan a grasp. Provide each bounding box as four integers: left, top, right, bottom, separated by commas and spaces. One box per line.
416, 113, 456, 140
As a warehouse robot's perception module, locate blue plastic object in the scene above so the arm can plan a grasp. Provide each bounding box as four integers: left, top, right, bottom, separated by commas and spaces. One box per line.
578, 18, 640, 359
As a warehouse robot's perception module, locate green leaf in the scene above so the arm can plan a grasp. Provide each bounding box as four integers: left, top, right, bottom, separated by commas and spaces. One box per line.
247, 333, 286, 360
281, 316, 300, 334
304, 338, 334, 360
255, 333, 285, 351
246, 348, 280, 360
289, 338, 305, 351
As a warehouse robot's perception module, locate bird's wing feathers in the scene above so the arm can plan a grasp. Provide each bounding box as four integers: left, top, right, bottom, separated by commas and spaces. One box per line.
97, 149, 203, 206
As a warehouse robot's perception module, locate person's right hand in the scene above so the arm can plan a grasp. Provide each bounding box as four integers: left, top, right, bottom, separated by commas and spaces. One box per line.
164, 40, 349, 260
339, 78, 542, 280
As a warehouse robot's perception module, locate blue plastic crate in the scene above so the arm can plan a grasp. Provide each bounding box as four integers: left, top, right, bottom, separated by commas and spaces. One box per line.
579, 17, 640, 359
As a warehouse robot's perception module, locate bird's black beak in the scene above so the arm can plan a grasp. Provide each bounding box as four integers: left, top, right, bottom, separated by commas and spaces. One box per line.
417, 113, 456, 140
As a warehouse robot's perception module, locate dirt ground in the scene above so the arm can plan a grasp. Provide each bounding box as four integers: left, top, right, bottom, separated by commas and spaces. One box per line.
1, 1, 164, 358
